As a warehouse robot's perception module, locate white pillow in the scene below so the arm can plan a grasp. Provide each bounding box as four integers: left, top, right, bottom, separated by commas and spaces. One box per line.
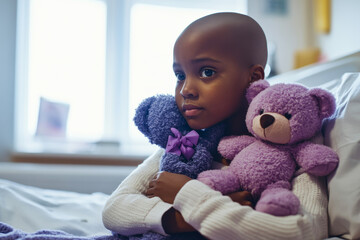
323, 73, 360, 239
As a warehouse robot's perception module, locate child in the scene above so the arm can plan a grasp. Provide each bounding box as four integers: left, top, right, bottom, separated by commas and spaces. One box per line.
102, 12, 329, 239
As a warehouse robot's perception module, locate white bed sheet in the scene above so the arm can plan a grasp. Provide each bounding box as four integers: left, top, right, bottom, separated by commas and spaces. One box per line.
0, 179, 111, 236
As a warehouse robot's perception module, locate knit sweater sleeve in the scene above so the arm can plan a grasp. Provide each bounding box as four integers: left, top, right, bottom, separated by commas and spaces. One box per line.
102, 148, 171, 236
174, 173, 329, 240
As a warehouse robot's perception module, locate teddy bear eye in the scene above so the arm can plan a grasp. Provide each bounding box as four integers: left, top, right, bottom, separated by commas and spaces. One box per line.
259, 109, 264, 115
284, 112, 292, 119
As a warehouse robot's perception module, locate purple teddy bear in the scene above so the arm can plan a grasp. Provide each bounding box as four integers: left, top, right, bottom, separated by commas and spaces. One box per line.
134, 94, 225, 179
197, 80, 339, 216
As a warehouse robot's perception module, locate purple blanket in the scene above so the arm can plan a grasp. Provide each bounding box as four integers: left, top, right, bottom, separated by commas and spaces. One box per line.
0, 222, 205, 240
0, 222, 117, 240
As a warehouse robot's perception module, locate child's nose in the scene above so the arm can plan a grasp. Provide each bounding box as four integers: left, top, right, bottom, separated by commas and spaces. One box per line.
180, 78, 198, 99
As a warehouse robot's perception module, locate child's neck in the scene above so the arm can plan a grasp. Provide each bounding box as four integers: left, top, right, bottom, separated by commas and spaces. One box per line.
225, 112, 250, 136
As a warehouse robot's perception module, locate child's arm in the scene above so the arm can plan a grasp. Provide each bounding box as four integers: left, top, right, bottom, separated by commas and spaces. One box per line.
173, 173, 328, 239
147, 171, 255, 234
161, 191, 254, 234
102, 148, 173, 236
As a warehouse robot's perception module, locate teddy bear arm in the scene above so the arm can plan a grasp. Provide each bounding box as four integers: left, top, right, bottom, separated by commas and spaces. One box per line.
218, 135, 256, 160
197, 168, 240, 194
294, 141, 339, 176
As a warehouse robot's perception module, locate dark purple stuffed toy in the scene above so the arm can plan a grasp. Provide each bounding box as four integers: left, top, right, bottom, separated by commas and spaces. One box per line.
134, 94, 225, 179
127, 94, 225, 240
197, 80, 339, 216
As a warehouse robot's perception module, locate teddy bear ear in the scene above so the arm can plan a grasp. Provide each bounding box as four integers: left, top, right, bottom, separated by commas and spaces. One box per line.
133, 96, 156, 138
308, 88, 336, 120
246, 80, 270, 103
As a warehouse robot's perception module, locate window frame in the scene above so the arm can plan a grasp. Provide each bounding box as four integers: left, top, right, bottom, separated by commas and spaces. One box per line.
14, 0, 247, 158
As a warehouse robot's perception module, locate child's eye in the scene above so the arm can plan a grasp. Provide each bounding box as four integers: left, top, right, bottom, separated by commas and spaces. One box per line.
175, 72, 186, 81
200, 68, 216, 78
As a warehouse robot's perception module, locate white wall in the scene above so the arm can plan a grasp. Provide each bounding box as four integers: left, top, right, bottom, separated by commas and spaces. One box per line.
316, 0, 360, 60
249, 0, 360, 73
248, 0, 314, 74
0, 0, 17, 162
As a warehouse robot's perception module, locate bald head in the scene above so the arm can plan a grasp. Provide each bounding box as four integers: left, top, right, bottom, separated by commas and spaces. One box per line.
176, 12, 267, 68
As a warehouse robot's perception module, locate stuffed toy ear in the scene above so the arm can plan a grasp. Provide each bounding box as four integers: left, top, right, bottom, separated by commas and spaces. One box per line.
309, 88, 336, 120
246, 80, 270, 103
133, 96, 156, 138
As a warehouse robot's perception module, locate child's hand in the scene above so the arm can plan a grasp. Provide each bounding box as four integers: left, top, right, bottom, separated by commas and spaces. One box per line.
227, 191, 254, 208
162, 207, 196, 234
146, 171, 191, 204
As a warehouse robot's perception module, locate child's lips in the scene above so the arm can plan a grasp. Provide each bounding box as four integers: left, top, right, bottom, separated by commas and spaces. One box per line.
182, 104, 203, 117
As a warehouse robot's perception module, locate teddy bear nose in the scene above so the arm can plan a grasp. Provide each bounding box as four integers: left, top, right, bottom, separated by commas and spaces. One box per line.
260, 114, 275, 129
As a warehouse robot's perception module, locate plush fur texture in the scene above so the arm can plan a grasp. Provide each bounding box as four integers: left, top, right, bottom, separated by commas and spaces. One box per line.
134, 94, 225, 179
131, 94, 224, 240
198, 80, 339, 216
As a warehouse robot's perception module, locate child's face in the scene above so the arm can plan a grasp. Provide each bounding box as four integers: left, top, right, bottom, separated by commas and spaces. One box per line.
173, 29, 252, 130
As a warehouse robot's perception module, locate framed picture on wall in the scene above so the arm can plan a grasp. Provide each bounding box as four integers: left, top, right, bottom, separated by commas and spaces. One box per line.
36, 97, 70, 138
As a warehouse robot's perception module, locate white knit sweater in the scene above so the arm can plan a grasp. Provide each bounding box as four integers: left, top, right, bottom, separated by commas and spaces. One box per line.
102, 148, 329, 240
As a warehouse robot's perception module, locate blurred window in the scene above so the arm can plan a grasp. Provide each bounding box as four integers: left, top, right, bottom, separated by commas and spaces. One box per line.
15, 0, 247, 155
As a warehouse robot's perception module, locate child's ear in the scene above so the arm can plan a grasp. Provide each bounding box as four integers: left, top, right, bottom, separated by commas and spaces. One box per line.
249, 64, 265, 83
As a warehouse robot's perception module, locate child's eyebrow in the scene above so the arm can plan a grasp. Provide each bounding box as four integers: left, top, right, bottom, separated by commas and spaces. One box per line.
173, 57, 222, 70
191, 57, 221, 64
173, 63, 181, 69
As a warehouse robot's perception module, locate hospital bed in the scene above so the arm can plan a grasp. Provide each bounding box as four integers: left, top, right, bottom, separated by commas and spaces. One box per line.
1, 51, 360, 239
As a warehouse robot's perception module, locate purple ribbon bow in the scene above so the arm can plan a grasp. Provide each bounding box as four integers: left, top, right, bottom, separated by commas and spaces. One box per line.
165, 128, 199, 160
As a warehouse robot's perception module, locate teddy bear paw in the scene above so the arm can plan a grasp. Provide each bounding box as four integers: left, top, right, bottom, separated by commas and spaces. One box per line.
197, 171, 217, 189
307, 161, 338, 176
255, 187, 300, 216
